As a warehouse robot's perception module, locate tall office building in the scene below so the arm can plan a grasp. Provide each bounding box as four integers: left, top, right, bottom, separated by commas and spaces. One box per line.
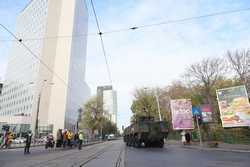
97, 86, 117, 125
0, 0, 90, 135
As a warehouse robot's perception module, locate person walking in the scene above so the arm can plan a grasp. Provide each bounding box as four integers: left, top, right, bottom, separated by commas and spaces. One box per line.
181, 130, 186, 145
74, 132, 79, 147
78, 131, 84, 150
185, 131, 191, 145
63, 130, 67, 148
24, 130, 32, 154
56, 129, 63, 148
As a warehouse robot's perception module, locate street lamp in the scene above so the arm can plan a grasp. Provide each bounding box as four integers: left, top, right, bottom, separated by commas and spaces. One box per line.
30, 79, 54, 138
144, 87, 162, 121
76, 108, 83, 131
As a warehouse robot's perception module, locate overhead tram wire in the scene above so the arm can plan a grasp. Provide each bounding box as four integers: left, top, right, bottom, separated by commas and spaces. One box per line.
90, 0, 113, 85
0, 32, 96, 42
102, 7, 250, 35
1, 7, 250, 42
0, 23, 85, 110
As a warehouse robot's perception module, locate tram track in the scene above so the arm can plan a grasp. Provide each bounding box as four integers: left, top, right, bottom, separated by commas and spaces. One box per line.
77, 141, 125, 167
26, 142, 108, 167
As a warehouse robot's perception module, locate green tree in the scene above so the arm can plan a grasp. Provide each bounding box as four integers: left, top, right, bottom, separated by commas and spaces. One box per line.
102, 117, 118, 136
131, 88, 171, 123
79, 96, 103, 136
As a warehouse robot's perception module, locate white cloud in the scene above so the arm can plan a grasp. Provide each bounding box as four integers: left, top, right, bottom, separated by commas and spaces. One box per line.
85, 0, 250, 129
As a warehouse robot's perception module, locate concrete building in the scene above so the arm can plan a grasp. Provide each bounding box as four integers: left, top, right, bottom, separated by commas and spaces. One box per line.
97, 86, 117, 125
0, 0, 90, 136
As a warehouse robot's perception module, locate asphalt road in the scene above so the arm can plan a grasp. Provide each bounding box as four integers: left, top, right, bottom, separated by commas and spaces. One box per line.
125, 143, 250, 167
0, 140, 250, 167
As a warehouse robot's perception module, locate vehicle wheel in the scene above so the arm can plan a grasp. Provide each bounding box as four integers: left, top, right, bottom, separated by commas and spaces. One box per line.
134, 139, 139, 148
131, 138, 135, 147
159, 139, 164, 148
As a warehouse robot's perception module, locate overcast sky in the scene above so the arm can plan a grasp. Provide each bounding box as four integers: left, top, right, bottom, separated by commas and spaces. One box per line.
1, 0, 250, 129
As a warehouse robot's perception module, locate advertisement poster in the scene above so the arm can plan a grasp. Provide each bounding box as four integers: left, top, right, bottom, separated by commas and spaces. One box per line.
216, 85, 250, 127
170, 99, 194, 130
200, 104, 213, 123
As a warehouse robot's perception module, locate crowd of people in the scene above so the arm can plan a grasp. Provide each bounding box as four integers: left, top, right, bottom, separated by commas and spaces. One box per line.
0, 129, 86, 154
55, 129, 85, 150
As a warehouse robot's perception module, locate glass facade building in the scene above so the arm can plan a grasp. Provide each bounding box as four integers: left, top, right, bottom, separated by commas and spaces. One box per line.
97, 86, 118, 125
0, 0, 90, 135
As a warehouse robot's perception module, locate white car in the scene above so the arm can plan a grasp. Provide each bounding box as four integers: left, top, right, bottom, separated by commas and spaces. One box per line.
13, 137, 26, 144
107, 134, 115, 141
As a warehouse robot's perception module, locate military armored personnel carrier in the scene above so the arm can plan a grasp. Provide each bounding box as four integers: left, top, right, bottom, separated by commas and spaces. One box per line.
123, 116, 169, 148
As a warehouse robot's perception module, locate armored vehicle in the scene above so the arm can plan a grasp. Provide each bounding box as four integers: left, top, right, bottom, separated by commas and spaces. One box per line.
123, 116, 169, 148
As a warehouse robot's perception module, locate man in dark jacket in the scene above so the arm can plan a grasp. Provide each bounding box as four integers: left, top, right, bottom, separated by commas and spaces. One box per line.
24, 130, 32, 154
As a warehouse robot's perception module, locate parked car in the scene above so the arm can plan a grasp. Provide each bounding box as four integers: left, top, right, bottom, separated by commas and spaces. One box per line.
12, 137, 26, 144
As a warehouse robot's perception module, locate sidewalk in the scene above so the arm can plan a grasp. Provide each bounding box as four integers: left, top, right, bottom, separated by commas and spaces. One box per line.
166, 140, 250, 153
0, 140, 103, 150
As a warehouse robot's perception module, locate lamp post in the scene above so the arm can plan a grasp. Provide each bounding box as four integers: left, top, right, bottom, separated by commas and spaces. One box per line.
76, 108, 83, 131
30, 80, 53, 138
144, 87, 162, 121
154, 89, 162, 121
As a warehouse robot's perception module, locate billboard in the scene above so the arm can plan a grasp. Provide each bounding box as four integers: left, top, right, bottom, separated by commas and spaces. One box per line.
200, 104, 213, 123
216, 85, 250, 127
170, 99, 194, 130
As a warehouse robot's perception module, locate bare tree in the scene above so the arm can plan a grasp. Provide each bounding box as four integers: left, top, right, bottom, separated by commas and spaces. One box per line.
185, 58, 227, 121
226, 49, 250, 84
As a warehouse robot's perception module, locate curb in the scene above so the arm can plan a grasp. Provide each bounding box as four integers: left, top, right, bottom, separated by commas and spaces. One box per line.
183, 145, 250, 153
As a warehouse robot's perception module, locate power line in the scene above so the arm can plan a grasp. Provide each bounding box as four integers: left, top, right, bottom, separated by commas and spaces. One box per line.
1, 6, 249, 43
102, 7, 250, 34
0, 33, 96, 42
0, 23, 85, 110
90, 0, 113, 85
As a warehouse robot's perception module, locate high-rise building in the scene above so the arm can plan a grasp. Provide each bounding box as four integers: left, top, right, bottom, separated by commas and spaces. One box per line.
97, 86, 117, 125
0, 0, 90, 136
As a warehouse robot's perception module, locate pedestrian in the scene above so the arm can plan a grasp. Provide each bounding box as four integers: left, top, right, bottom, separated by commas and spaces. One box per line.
0, 135, 3, 146
2, 132, 7, 148
181, 130, 186, 145
66, 130, 73, 147
74, 132, 79, 147
185, 131, 191, 145
24, 130, 32, 154
63, 129, 67, 148
78, 131, 84, 150
6, 132, 13, 148
56, 129, 63, 148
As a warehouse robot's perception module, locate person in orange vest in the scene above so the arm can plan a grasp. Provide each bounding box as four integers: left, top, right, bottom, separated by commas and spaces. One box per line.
62, 130, 67, 148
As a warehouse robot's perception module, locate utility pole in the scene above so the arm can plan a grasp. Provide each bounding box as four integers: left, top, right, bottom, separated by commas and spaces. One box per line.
154, 89, 162, 121
144, 87, 162, 121
31, 79, 53, 138
196, 115, 203, 147
34, 93, 41, 138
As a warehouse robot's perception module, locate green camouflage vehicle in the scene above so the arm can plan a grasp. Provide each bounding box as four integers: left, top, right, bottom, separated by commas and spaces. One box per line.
123, 116, 169, 148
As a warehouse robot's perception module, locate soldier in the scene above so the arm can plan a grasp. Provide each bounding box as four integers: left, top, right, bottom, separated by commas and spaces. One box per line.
78, 131, 84, 150
24, 130, 32, 154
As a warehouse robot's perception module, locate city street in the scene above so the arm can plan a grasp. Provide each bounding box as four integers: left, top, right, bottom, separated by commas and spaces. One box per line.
0, 139, 250, 167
